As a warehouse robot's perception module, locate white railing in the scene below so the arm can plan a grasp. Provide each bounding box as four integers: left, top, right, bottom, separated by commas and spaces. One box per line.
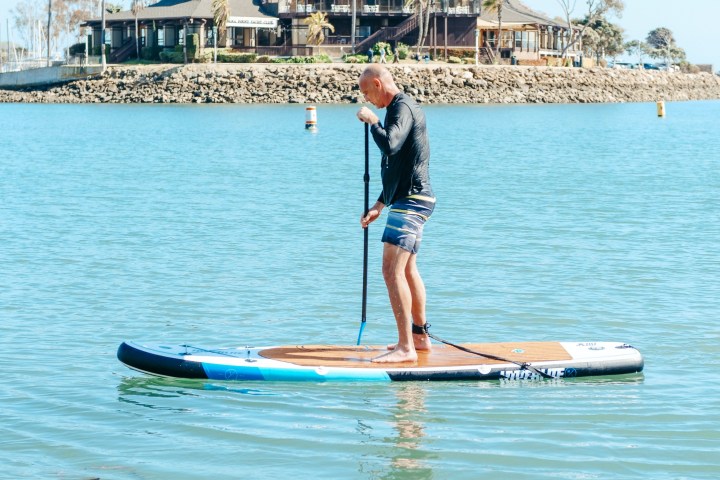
0, 59, 55, 73
363, 5, 380, 12
448, 6, 469, 14
296, 4, 314, 12
331, 4, 350, 12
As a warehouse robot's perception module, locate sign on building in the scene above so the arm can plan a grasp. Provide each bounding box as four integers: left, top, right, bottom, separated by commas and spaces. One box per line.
227, 16, 278, 29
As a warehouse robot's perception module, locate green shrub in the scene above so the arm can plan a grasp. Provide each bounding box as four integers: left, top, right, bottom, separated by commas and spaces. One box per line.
141, 46, 163, 61
172, 34, 201, 61
186, 33, 199, 60
448, 56, 462, 64
159, 50, 184, 63
396, 42, 410, 60
217, 52, 257, 63
343, 54, 368, 64
313, 53, 332, 63
272, 55, 331, 64
256, 55, 273, 63
446, 48, 476, 59
69, 43, 86, 55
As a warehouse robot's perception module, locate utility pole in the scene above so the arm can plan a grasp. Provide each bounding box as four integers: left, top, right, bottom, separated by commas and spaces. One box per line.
101, 0, 106, 71
47, 0, 52, 67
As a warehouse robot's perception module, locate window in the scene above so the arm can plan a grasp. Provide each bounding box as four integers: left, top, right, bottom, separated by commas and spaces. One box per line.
515, 31, 522, 49
486, 31, 496, 47
527, 31, 536, 51
501, 31, 513, 49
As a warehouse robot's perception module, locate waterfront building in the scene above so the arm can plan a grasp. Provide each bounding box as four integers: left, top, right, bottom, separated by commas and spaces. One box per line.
83, 0, 579, 63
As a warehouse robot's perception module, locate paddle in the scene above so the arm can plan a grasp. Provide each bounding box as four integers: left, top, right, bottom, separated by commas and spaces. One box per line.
357, 123, 370, 345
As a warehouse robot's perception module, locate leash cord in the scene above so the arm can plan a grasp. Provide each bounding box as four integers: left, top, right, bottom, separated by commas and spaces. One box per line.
418, 325, 554, 379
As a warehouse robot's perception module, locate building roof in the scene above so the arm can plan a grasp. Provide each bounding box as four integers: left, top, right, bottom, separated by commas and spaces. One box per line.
479, 0, 564, 28
87, 0, 273, 24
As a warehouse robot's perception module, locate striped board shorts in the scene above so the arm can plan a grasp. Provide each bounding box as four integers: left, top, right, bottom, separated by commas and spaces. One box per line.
381, 194, 436, 254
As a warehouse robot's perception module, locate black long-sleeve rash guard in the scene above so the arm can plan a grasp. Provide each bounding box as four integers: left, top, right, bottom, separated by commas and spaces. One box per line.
370, 93, 434, 207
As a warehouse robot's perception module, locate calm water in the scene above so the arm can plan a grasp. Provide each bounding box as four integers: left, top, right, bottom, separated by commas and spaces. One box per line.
2, 100, 719, 479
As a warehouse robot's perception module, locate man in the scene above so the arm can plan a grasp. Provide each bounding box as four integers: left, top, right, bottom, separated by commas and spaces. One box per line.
356, 65, 435, 363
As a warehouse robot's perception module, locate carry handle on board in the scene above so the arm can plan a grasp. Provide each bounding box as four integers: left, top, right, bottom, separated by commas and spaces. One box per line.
357, 123, 370, 345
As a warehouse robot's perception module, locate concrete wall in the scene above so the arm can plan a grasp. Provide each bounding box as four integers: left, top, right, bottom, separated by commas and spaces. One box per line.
0, 65, 103, 88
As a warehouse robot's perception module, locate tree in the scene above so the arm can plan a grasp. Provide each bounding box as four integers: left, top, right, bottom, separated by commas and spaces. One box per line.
555, 0, 624, 58
482, 0, 503, 59
131, 0, 146, 61
404, 0, 433, 59
578, 16, 624, 64
304, 12, 334, 46
212, 0, 230, 48
624, 39, 649, 68
646, 27, 679, 67
12, 0, 95, 58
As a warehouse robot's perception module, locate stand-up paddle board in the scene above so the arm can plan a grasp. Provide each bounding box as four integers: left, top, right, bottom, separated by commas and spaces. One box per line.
117, 341, 643, 382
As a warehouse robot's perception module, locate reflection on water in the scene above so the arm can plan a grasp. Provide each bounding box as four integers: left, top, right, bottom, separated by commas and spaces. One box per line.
117, 376, 276, 410
384, 384, 434, 479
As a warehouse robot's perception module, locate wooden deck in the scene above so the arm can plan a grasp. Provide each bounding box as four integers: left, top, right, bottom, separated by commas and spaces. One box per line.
259, 342, 572, 368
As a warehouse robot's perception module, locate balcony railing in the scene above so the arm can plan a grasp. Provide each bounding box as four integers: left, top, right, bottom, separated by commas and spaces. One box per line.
279, 1, 458, 14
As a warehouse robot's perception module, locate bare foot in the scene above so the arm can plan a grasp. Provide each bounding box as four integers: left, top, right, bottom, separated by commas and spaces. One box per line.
387, 334, 432, 352
372, 347, 418, 363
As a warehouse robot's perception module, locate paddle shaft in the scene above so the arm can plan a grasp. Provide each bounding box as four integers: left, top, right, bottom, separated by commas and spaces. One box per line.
357, 123, 370, 345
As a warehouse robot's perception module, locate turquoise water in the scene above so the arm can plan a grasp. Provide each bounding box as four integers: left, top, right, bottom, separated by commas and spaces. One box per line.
2, 100, 719, 479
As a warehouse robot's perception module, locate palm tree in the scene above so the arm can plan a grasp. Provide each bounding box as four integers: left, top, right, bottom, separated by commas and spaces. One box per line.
482, 0, 503, 59
304, 12, 334, 46
404, 0, 431, 59
131, 0, 146, 61
212, 0, 231, 48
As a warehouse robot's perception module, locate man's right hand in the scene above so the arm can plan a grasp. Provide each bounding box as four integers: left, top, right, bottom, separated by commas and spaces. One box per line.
360, 202, 384, 228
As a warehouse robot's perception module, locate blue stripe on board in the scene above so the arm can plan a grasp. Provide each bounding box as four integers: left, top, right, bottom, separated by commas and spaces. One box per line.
202, 363, 265, 381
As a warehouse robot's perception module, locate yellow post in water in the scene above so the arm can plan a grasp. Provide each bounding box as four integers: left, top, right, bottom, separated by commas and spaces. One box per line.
657, 101, 666, 117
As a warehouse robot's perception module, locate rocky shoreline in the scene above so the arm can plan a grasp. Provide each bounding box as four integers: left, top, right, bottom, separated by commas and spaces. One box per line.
2, 63, 720, 104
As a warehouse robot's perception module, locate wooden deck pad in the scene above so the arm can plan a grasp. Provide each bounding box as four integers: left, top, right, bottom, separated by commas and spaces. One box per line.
259, 342, 572, 368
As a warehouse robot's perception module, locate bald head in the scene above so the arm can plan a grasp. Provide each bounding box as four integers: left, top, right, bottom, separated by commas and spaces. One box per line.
360, 64, 395, 84
358, 65, 400, 108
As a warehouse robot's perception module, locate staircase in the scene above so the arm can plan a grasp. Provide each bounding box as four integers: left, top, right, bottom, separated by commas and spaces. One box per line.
355, 14, 419, 53
109, 38, 137, 63
479, 44, 495, 64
